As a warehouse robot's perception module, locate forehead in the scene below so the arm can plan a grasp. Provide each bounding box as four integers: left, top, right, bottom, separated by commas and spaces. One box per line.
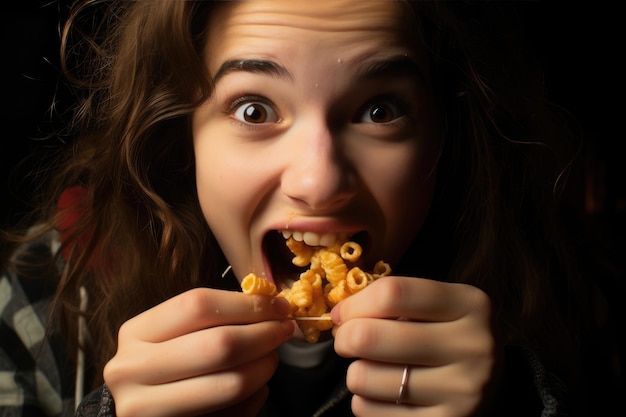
205, 0, 421, 75
210, 0, 405, 30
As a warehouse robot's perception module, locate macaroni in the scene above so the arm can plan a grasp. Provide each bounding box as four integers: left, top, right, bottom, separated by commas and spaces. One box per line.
241, 274, 277, 296
242, 236, 391, 343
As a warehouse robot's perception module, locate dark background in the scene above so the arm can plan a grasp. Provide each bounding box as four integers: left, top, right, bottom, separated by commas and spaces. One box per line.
1, 3, 623, 267
1, 0, 624, 408
2, 2, 74, 232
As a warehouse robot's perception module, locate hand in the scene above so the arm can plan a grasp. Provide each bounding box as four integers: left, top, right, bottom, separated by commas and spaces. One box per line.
103, 288, 294, 417
331, 276, 498, 417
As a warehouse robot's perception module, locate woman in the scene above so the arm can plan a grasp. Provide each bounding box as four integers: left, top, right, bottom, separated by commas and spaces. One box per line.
1, 1, 611, 416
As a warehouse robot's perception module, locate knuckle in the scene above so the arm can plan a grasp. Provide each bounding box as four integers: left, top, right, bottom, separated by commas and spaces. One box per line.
466, 284, 492, 315
372, 277, 404, 309
336, 320, 380, 355
345, 360, 368, 393
217, 372, 243, 394
116, 319, 134, 341
176, 288, 212, 318
205, 327, 240, 362
102, 352, 138, 388
102, 355, 124, 385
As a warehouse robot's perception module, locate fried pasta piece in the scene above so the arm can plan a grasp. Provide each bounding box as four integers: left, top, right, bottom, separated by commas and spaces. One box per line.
241, 274, 277, 296
242, 237, 391, 343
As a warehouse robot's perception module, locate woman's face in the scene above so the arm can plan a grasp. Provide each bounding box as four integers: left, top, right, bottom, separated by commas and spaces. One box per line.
192, 0, 440, 289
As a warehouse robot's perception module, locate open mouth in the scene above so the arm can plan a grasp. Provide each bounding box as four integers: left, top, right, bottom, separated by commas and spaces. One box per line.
263, 229, 370, 290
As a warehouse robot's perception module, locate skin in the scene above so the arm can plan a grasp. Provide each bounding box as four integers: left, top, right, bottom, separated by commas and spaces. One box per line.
193, 0, 439, 285
104, 2, 496, 416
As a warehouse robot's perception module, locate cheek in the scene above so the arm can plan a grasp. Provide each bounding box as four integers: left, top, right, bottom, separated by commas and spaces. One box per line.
379, 156, 435, 229
192, 121, 279, 273
198, 148, 278, 209
363, 140, 436, 210
192, 108, 256, 228
192, 124, 254, 238
357, 140, 438, 261
194, 140, 223, 224
193, 135, 259, 278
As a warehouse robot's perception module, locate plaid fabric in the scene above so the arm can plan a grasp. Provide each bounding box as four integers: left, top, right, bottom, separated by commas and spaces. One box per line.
1, 233, 75, 417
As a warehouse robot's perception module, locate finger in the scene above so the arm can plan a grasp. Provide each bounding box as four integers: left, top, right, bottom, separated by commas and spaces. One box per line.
110, 320, 294, 385
347, 359, 486, 408
122, 288, 291, 342
351, 396, 437, 417
110, 351, 278, 417
209, 386, 269, 417
334, 317, 492, 366
332, 277, 490, 324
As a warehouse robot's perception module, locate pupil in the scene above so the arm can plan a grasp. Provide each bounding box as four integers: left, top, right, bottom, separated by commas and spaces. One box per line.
244, 104, 266, 123
371, 105, 391, 123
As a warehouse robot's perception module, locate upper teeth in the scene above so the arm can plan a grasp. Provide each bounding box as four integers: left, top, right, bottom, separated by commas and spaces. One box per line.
280, 230, 349, 247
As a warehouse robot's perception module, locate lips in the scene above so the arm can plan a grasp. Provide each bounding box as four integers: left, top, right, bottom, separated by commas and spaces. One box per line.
262, 229, 370, 290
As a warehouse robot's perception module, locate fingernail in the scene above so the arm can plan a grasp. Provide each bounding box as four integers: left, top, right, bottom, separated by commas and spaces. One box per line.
330, 305, 341, 325
271, 296, 291, 316
280, 319, 295, 335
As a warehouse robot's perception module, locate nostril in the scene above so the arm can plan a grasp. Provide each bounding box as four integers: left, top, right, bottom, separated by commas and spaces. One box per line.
280, 140, 357, 212
283, 177, 357, 212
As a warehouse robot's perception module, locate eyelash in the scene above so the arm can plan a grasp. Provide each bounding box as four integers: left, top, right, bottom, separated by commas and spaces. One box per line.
226, 95, 279, 125
354, 95, 411, 125
225, 93, 414, 128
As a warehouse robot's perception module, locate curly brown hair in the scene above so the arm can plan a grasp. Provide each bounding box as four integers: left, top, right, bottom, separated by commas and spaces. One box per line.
7, 0, 587, 391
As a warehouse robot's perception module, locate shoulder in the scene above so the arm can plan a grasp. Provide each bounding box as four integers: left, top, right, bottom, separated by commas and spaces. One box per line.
1, 227, 60, 336
1, 229, 75, 417
2, 229, 61, 331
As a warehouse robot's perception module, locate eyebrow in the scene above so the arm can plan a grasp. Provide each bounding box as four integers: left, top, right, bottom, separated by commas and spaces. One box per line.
213, 59, 292, 83
212, 55, 426, 84
357, 55, 427, 83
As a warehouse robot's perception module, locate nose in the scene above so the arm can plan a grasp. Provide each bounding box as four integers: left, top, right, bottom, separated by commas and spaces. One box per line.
281, 123, 357, 212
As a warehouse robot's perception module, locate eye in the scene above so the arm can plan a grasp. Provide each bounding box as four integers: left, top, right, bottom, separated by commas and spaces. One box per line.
232, 99, 279, 124
356, 97, 407, 124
